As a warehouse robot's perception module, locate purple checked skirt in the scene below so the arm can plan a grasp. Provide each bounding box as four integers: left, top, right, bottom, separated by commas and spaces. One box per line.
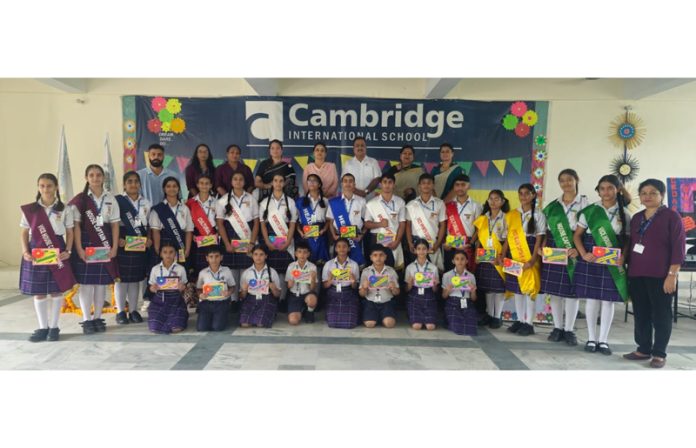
475, 262, 506, 293
539, 237, 576, 298
325, 286, 360, 329
240, 293, 278, 327
444, 298, 477, 336
221, 221, 255, 269
20, 238, 72, 295
574, 234, 623, 302
406, 286, 438, 325
116, 246, 148, 283
72, 235, 116, 285
148, 290, 189, 333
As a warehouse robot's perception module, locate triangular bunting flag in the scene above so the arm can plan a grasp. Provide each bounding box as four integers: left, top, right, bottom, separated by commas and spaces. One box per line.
457, 161, 473, 174
163, 154, 174, 169
341, 154, 352, 167
213, 158, 224, 167
295, 155, 310, 170
176, 156, 190, 172
378, 160, 387, 170
492, 159, 507, 175
144, 151, 150, 168
475, 161, 490, 177
389, 160, 400, 167
424, 162, 438, 174
244, 158, 257, 172
508, 157, 523, 174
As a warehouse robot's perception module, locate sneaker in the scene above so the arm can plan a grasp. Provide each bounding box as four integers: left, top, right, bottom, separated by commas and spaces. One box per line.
28, 328, 49, 342
303, 310, 315, 324
564, 331, 578, 346
129, 311, 143, 323
93, 318, 106, 332
517, 323, 531, 336
80, 320, 96, 335
584, 341, 597, 353
597, 342, 612, 356
489, 317, 502, 329
507, 321, 523, 333
115, 311, 129, 325
547, 328, 564, 342
47, 328, 60, 342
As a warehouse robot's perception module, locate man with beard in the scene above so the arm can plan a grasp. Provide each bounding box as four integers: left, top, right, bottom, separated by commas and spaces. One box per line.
137, 144, 181, 205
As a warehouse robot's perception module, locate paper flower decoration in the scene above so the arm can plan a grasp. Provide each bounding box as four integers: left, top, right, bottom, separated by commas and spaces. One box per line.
166, 98, 182, 114
533, 182, 543, 192
170, 118, 186, 134
125, 155, 134, 164
546, 314, 553, 323
151, 97, 167, 112
147, 118, 162, 134
511, 312, 518, 320
158, 109, 174, 123
503, 311, 512, 320
535, 135, 547, 147
161, 121, 171, 133
514, 122, 530, 138
522, 110, 538, 126
502, 114, 519, 131
534, 167, 544, 179
125, 138, 135, 150
534, 149, 547, 162
609, 111, 646, 150
123, 120, 136, 133
536, 313, 545, 322
510, 101, 528, 117
610, 153, 640, 183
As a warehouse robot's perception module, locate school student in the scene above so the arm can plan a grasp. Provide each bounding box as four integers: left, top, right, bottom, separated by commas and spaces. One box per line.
501, 184, 546, 336
186, 174, 218, 277
442, 251, 479, 336
149, 176, 194, 267
472, 190, 509, 329
239, 245, 282, 328
69, 164, 120, 334
322, 238, 361, 329
574, 175, 631, 355
327, 173, 366, 266
147, 242, 189, 334
285, 241, 319, 324
539, 169, 588, 346
405, 173, 447, 271
443, 174, 483, 273
114, 171, 151, 325
295, 173, 330, 265
216, 171, 260, 300
359, 246, 400, 328
363, 173, 406, 269
20, 173, 77, 342
404, 238, 440, 330
196, 246, 236, 332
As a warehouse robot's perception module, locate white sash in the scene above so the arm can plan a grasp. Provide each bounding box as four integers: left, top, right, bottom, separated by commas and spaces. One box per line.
407, 201, 444, 271
267, 207, 295, 257
225, 194, 253, 240
367, 199, 404, 269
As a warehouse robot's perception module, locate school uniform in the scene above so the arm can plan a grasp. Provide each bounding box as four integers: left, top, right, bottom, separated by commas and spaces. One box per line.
295, 195, 330, 264
405, 196, 447, 270
326, 193, 367, 265
404, 260, 439, 325
188, 194, 218, 275
147, 261, 189, 334
284, 260, 318, 313
239, 264, 282, 328
444, 197, 483, 272
115, 194, 151, 283
364, 194, 406, 269
474, 211, 507, 293
504, 207, 547, 294
322, 257, 361, 329
216, 191, 259, 269
149, 200, 195, 245
442, 268, 478, 336
258, 193, 298, 272
359, 265, 399, 323
196, 266, 236, 331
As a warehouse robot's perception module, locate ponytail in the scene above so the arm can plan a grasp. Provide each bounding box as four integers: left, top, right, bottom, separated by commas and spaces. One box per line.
617, 191, 627, 244
262, 195, 271, 222
225, 192, 233, 216
482, 189, 510, 215
518, 183, 537, 234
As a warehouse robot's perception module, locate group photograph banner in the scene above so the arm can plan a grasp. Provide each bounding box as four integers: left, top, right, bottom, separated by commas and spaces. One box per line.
123, 96, 550, 204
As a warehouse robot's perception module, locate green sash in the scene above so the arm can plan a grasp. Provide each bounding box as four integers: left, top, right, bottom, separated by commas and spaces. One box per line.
579, 204, 629, 301
543, 200, 577, 280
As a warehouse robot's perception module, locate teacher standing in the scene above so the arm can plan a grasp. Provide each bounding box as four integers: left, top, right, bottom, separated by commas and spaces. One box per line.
254, 139, 298, 200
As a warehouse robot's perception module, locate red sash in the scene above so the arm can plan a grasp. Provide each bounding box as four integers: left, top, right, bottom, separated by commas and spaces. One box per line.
446, 202, 468, 240
21, 203, 77, 292
186, 198, 216, 236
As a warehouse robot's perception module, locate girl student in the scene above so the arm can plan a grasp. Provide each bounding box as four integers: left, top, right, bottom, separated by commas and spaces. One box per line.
573, 175, 631, 355
114, 171, 152, 324
238, 244, 283, 328
403, 238, 440, 331
295, 173, 330, 265
327, 173, 366, 266
216, 171, 260, 300
322, 238, 361, 329
539, 169, 589, 346
149, 176, 194, 271
147, 242, 189, 334
19, 173, 77, 342
472, 190, 510, 329
442, 250, 479, 336
69, 164, 120, 334
186, 173, 218, 277
501, 184, 546, 337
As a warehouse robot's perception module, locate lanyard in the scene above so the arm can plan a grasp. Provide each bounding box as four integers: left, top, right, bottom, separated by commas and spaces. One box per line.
488, 213, 502, 235
128, 196, 141, 216
344, 196, 354, 215
197, 196, 214, 220
564, 201, 578, 217
232, 192, 246, 210
415, 261, 430, 273
419, 198, 435, 213
92, 193, 106, 216
606, 207, 619, 224
166, 201, 181, 218
209, 268, 222, 282
335, 259, 348, 270
159, 263, 176, 277
458, 199, 470, 216
381, 199, 395, 213
638, 208, 661, 241
308, 196, 320, 217
272, 195, 284, 212
253, 266, 268, 281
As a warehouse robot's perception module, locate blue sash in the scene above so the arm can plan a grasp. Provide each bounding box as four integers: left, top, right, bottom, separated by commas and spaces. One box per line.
116, 195, 147, 237
296, 197, 329, 263
328, 197, 364, 265
152, 202, 186, 253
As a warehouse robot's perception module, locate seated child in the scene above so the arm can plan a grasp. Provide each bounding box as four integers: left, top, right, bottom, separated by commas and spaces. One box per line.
442, 251, 478, 336
147, 242, 189, 334
196, 246, 236, 331
358, 245, 400, 328
285, 241, 319, 324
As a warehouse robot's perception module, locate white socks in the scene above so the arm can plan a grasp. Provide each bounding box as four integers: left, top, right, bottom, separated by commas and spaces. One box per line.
585, 299, 599, 341
486, 293, 506, 318
585, 299, 615, 343
50, 295, 63, 328
115, 282, 140, 313
550, 296, 580, 332
79, 285, 107, 320
486, 295, 495, 317
33, 297, 49, 329
599, 301, 615, 344
92, 285, 107, 319
550, 295, 564, 330
514, 294, 534, 324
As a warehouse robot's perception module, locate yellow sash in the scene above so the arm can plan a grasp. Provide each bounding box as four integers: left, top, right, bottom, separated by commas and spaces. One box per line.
473, 214, 505, 281
505, 210, 540, 297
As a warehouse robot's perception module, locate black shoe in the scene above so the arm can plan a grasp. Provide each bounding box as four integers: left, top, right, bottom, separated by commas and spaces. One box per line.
597, 342, 612, 356
548, 328, 564, 342
478, 314, 492, 327
489, 317, 502, 329
584, 341, 597, 353
518, 323, 535, 336
80, 320, 96, 335
508, 321, 523, 333
115, 311, 129, 325
47, 328, 60, 342
303, 310, 315, 324
129, 311, 143, 323
28, 328, 49, 342
93, 318, 106, 332
564, 331, 578, 346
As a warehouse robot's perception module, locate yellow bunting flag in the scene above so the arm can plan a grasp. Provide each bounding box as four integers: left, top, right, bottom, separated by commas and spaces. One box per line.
244, 158, 257, 172
341, 154, 353, 166
493, 159, 507, 175
390, 160, 400, 167
295, 155, 310, 170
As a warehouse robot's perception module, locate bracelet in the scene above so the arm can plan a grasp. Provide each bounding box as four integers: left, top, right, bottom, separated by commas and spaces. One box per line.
668, 271, 678, 276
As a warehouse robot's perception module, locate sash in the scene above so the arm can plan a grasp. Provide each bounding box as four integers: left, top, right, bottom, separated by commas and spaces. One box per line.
186, 197, 216, 237
266, 200, 295, 257
296, 197, 329, 262
21, 203, 77, 292
579, 204, 629, 301
505, 211, 540, 297
224, 194, 253, 240
366, 199, 404, 269
407, 200, 443, 270
152, 202, 187, 255
329, 197, 364, 265
543, 200, 576, 280
446, 202, 469, 239
473, 214, 505, 281
69, 193, 120, 281
115, 195, 146, 237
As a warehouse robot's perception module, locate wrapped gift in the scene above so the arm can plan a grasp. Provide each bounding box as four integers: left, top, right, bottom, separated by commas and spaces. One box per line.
414, 271, 435, 288
248, 278, 270, 296
503, 258, 524, 277
476, 248, 497, 263
592, 246, 621, 266
195, 234, 219, 248
231, 239, 251, 252
542, 247, 568, 265
303, 225, 320, 238
31, 248, 60, 266
269, 235, 287, 249
124, 236, 147, 252
368, 274, 390, 288
202, 282, 226, 300
445, 234, 467, 249
451, 273, 474, 291
339, 225, 357, 239
85, 246, 111, 263
331, 268, 351, 281
291, 269, 312, 284
376, 230, 395, 246
156, 276, 180, 290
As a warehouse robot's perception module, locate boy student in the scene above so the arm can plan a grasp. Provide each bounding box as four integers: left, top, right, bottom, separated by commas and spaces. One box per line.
196, 246, 236, 332
405, 173, 447, 271
359, 246, 400, 328
285, 241, 319, 324
363, 173, 406, 270
444, 174, 483, 273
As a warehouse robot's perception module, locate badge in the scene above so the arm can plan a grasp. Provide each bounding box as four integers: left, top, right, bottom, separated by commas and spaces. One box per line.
134, 217, 142, 227
633, 243, 645, 254
418, 287, 425, 295
336, 284, 342, 293
460, 298, 467, 309
487, 237, 493, 247
96, 215, 104, 227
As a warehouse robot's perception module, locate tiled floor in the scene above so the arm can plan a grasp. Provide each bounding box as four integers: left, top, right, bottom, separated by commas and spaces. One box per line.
1, 289, 695, 370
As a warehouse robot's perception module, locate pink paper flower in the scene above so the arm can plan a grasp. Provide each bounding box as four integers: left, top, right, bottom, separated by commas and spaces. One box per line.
510, 101, 528, 117
515, 122, 531, 138
151, 97, 167, 112
147, 118, 162, 134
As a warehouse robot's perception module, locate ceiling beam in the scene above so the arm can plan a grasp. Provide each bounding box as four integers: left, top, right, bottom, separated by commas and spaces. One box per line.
35, 78, 88, 93
623, 78, 694, 100
245, 78, 279, 96
424, 78, 460, 99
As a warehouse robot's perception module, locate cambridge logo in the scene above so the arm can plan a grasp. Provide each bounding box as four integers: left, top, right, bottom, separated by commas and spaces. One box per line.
245, 101, 284, 142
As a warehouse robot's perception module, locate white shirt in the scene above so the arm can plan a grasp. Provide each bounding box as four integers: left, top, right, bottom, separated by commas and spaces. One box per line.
240, 264, 282, 292
196, 266, 236, 292
258, 193, 299, 223
326, 193, 366, 231
406, 196, 446, 239
322, 257, 361, 286
149, 201, 195, 232
546, 194, 589, 231
404, 260, 440, 285
360, 265, 399, 302
20, 199, 75, 237
365, 194, 406, 234
449, 197, 483, 237
148, 261, 188, 285
483, 211, 507, 241
342, 156, 382, 198
72, 190, 121, 224
191, 194, 217, 229
215, 191, 259, 222
137, 167, 180, 206
577, 201, 632, 236
285, 260, 318, 295
515, 207, 547, 236
296, 195, 328, 224
119, 194, 151, 229
442, 268, 476, 299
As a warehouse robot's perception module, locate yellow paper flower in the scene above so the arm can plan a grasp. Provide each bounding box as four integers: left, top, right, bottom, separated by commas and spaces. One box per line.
170, 117, 186, 134
161, 121, 171, 132
522, 110, 538, 126
166, 98, 182, 114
